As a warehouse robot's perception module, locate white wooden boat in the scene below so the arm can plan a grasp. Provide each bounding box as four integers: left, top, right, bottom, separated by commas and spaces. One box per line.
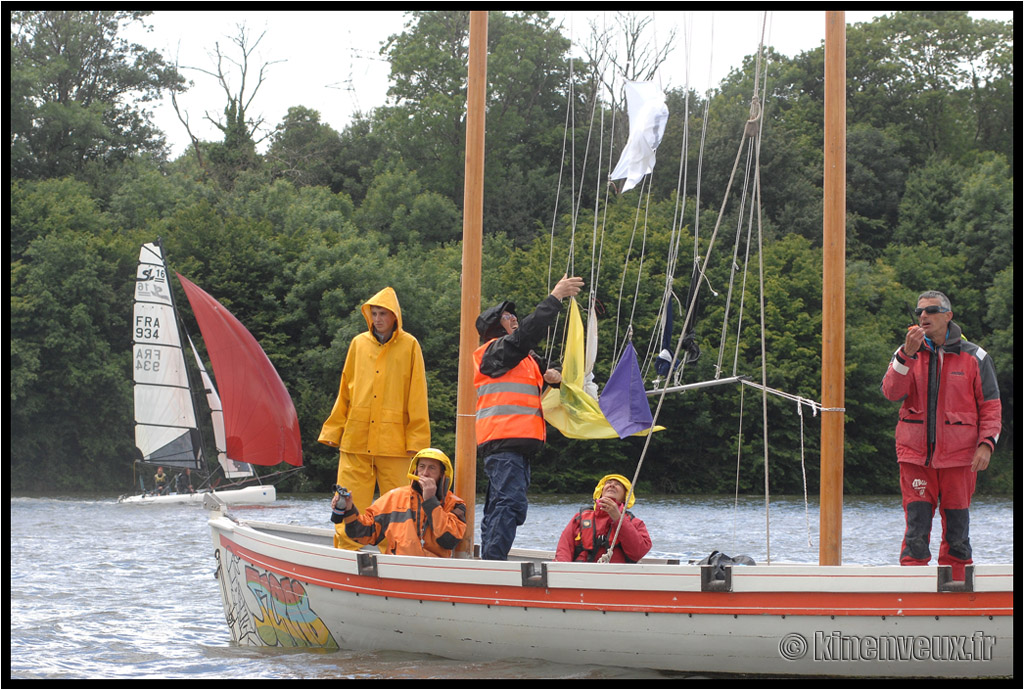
207, 512, 1012, 676
120, 484, 276, 505
206, 13, 1013, 677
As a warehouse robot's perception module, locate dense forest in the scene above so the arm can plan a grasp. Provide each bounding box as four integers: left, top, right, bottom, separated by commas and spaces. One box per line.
10, 11, 1014, 496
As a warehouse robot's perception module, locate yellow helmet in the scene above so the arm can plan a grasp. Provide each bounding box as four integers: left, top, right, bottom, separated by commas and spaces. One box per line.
407, 448, 455, 485
593, 474, 635, 509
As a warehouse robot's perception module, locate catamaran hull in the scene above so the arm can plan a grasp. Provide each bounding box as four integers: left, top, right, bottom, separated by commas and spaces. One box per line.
120, 485, 276, 505
208, 514, 1012, 677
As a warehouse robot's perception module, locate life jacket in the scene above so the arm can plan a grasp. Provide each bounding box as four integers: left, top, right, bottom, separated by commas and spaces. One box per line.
570, 507, 641, 563
473, 339, 546, 446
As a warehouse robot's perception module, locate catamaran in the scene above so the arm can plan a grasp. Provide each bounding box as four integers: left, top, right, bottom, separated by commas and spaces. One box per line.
121, 241, 302, 505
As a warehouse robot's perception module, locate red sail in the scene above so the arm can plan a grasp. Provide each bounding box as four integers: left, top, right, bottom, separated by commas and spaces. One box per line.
177, 274, 302, 467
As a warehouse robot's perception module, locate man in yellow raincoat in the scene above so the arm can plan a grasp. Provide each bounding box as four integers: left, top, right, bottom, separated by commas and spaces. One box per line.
319, 287, 430, 550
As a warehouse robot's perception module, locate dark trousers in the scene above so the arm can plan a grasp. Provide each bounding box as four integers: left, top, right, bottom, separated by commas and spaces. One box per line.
480, 451, 530, 560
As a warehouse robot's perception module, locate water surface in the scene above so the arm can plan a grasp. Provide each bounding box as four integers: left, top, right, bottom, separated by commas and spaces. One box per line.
10, 493, 1014, 679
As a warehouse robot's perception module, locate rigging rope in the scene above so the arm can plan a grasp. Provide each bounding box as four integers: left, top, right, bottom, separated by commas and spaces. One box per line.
547, 12, 816, 563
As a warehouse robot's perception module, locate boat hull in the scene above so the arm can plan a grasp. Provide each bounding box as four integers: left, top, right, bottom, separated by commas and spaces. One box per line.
208, 514, 1013, 677
120, 485, 276, 505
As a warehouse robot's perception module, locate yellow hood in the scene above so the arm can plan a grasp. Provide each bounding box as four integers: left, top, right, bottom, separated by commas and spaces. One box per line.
361, 286, 404, 334
593, 473, 635, 509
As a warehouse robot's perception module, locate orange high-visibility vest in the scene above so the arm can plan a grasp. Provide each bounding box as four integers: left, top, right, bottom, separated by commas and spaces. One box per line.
473, 340, 546, 446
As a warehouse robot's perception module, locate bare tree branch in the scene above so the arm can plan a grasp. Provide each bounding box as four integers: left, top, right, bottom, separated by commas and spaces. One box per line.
182, 23, 284, 145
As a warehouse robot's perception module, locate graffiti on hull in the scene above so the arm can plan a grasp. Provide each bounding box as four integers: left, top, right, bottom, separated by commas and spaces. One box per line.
220, 552, 338, 648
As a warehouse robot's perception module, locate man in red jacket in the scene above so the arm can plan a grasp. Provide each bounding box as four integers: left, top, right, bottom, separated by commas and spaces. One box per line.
881, 291, 1002, 581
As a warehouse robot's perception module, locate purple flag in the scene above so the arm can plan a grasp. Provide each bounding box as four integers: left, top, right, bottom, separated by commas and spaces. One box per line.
599, 342, 656, 439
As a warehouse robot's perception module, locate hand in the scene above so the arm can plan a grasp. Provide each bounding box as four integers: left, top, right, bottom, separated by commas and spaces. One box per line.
903, 325, 925, 357
550, 275, 583, 301
595, 496, 622, 522
331, 490, 353, 511
543, 369, 562, 385
418, 475, 436, 498
972, 444, 992, 472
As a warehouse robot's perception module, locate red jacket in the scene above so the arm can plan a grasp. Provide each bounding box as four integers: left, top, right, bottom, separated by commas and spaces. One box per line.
881, 321, 1001, 468
554, 507, 652, 563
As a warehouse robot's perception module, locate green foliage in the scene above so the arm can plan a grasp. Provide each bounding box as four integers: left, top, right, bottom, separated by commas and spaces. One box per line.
379, 11, 582, 239
9, 11, 183, 179
10, 216, 138, 491
8, 11, 1014, 497
266, 106, 347, 191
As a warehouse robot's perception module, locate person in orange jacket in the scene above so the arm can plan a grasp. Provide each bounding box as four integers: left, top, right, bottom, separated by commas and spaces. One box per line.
319, 286, 431, 550
330, 448, 466, 558
475, 275, 583, 561
554, 474, 652, 563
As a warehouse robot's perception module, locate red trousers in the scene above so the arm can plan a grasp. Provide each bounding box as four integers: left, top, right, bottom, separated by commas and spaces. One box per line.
899, 462, 976, 580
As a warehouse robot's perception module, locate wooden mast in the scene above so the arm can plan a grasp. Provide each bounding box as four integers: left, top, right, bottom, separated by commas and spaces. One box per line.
454, 10, 488, 559
820, 11, 846, 566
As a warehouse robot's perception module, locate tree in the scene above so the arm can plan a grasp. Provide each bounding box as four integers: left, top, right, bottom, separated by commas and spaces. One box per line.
893, 155, 966, 247
182, 23, 280, 185
10, 184, 138, 490
379, 11, 582, 239
579, 11, 677, 123
354, 161, 462, 247
266, 106, 346, 190
846, 12, 1014, 166
845, 123, 908, 259
9, 10, 184, 179
948, 152, 1014, 281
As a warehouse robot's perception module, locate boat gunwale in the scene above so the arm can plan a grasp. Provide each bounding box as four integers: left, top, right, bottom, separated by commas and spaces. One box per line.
211, 515, 1013, 618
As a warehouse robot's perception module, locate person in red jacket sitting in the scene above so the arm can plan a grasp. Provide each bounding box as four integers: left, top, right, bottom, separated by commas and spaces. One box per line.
555, 474, 652, 563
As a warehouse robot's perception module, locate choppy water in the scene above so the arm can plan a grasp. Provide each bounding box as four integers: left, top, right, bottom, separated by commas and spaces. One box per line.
9, 493, 1014, 679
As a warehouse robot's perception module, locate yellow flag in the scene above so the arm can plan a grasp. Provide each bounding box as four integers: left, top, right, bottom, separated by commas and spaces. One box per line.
542, 298, 663, 439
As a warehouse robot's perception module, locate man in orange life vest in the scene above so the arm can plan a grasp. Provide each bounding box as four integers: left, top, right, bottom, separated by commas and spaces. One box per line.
474, 274, 583, 560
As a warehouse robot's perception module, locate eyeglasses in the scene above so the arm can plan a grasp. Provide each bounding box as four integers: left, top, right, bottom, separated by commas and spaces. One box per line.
914, 305, 949, 316
500, 312, 516, 322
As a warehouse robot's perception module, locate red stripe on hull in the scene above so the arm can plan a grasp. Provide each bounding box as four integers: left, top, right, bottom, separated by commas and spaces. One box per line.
220, 534, 1012, 618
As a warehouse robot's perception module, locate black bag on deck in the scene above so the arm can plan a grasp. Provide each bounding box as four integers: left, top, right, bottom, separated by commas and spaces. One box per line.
698, 550, 756, 581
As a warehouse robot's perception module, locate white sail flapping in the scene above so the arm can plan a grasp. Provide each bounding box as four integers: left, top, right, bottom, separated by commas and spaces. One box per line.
132, 243, 203, 469
609, 80, 669, 193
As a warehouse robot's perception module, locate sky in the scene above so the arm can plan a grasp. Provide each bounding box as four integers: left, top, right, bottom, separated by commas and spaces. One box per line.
126, 10, 1014, 159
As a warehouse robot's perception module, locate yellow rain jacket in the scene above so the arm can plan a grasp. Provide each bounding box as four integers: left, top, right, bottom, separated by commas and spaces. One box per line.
318, 287, 430, 457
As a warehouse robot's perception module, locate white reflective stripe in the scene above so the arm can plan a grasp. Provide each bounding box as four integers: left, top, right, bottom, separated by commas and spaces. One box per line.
477, 382, 541, 396
892, 359, 910, 375
477, 404, 544, 419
